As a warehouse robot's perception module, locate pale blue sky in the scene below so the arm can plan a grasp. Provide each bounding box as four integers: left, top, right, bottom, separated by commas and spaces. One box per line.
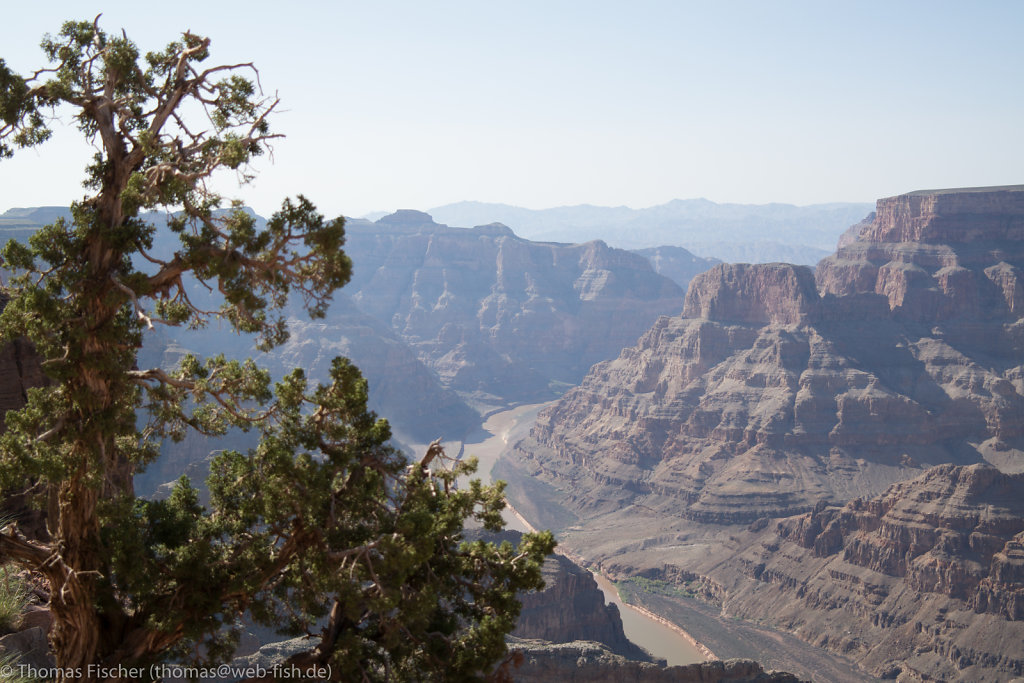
2, 1, 1022, 218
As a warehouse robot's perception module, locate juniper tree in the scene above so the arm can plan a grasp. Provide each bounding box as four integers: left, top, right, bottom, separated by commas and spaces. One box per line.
0, 17, 553, 682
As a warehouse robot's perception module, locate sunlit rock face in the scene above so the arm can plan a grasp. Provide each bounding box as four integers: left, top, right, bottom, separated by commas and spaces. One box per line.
509, 186, 1024, 526
817, 185, 1024, 321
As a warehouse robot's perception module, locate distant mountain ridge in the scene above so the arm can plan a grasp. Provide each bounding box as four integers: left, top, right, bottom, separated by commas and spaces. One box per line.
421, 198, 874, 265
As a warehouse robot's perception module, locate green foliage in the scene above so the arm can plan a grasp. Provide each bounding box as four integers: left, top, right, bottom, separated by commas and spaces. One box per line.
616, 576, 692, 601
0, 564, 30, 633
0, 17, 553, 680
0, 652, 43, 683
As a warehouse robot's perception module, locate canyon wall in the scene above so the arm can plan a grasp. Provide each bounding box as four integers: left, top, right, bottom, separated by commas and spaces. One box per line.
513, 550, 649, 661
501, 186, 1024, 681
699, 464, 1024, 680
343, 211, 686, 406
509, 186, 1024, 527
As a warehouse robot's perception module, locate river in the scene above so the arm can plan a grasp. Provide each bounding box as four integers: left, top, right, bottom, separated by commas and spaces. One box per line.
458, 402, 709, 667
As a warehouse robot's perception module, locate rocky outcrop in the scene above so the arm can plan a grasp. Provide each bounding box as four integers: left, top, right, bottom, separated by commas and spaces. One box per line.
507, 187, 1024, 526
462, 529, 653, 661
862, 186, 1024, 245
0, 337, 45, 433
514, 551, 650, 661
507, 642, 802, 683
343, 211, 684, 406
0, 296, 49, 539
682, 263, 819, 325
817, 185, 1024, 322
700, 464, 1024, 681
0, 295, 46, 431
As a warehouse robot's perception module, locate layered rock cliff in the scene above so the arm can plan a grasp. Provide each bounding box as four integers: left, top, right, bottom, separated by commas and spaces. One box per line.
817, 185, 1024, 323
508, 187, 1024, 527
696, 464, 1024, 680
343, 211, 685, 406
513, 550, 649, 661
499, 186, 1024, 681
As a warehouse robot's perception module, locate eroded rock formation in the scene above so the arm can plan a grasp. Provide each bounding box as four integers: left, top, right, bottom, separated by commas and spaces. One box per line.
501, 186, 1024, 681
343, 211, 685, 406
513, 551, 649, 661
509, 186, 1024, 526
703, 464, 1024, 680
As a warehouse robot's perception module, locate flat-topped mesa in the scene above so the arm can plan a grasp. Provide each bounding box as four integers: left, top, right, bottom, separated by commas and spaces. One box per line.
683, 263, 819, 325
817, 185, 1024, 321
865, 185, 1024, 245
376, 208, 439, 228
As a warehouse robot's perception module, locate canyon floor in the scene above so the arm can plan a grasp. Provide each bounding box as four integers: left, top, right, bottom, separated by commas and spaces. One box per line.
480, 404, 870, 681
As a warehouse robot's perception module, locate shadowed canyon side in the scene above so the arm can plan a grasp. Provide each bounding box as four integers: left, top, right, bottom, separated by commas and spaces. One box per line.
342, 210, 686, 407
512, 550, 651, 662
0, 206, 711, 414
630, 246, 723, 291
0, 297, 49, 539
499, 186, 1024, 680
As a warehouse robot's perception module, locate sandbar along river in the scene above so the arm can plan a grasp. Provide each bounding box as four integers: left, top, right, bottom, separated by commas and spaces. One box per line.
459, 402, 708, 667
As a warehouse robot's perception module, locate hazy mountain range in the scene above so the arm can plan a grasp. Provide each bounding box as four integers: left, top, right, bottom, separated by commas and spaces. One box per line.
363, 198, 875, 265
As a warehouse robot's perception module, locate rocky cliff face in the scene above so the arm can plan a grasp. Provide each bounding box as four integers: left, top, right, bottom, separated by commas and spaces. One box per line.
507, 643, 801, 683
343, 211, 685, 406
500, 186, 1024, 681
508, 187, 1024, 526
695, 464, 1024, 681
0, 296, 48, 538
0, 338, 45, 432
817, 185, 1024, 324
513, 551, 649, 661
0, 296, 46, 426
465, 529, 652, 661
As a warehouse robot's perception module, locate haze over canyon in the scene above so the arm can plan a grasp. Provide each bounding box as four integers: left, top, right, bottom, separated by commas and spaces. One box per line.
2, 186, 1023, 681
